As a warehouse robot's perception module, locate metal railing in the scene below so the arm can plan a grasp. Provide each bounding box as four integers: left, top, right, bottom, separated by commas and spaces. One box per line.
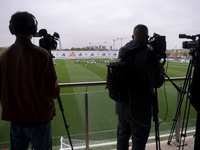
58, 77, 190, 150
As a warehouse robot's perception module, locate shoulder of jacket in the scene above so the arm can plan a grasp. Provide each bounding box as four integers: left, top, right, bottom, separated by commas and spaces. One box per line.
137, 47, 151, 55
32, 44, 49, 54
30, 45, 51, 61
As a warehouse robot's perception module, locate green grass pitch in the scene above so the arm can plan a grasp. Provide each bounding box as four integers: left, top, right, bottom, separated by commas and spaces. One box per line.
0, 59, 197, 149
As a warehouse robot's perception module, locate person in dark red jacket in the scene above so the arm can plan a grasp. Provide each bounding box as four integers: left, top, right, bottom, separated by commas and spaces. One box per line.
0, 11, 60, 150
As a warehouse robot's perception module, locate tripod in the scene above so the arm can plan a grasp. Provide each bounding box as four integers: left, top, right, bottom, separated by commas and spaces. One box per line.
57, 96, 74, 150
152, 88, 161, 150
167, 59, 194, 150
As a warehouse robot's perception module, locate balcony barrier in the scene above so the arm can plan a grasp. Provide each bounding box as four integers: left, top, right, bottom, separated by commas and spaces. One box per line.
58, 77, 195, 150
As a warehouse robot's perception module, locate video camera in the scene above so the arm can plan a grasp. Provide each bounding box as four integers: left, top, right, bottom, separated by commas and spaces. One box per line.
34, 29, 60, 58
148, 33, 166, 60
179, 34, 200, 56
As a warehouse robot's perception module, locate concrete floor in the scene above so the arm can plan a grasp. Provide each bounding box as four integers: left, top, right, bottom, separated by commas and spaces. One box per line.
144, 136, 194, 150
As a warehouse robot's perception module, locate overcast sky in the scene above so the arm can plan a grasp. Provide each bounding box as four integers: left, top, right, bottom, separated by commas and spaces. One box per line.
0, 0, 200, 50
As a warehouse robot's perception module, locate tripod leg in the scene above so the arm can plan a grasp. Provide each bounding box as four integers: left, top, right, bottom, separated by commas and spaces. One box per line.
179, 80, 192, 150
167, 59, 193, 144
57, 96, 74, 150
152, 88, 161, 150
155, 122, 161, 150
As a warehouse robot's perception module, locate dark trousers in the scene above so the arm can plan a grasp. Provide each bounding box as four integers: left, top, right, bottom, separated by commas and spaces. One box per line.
194, 113, 200, 150
117, 116, 151, 150
10, 121, 51, 150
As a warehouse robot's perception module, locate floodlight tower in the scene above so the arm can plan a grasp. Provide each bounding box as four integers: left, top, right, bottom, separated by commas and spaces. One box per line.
117, 38, 130, 47
113, 39, 117, 50
104, 41, 109, 49
89, 42, 93, 49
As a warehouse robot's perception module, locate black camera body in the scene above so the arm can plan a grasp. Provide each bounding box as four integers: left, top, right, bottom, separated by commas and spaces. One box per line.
34, 29, 60, 58
179, 34, 200, 49
38, 29, 59, 51
179, 34, 200, 57
147, 33, 166, 60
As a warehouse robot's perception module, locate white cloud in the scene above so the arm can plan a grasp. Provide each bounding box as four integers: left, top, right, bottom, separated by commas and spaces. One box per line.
1, 0, 200, 49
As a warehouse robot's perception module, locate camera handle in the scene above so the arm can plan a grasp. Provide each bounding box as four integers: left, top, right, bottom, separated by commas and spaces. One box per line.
164, 73, 186, 94
152, 88, 162, 150
57, 96, 74, 150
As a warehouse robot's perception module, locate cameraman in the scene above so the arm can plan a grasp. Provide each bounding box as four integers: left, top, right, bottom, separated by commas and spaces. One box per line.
0, 12, 60, 150
190, 54, 200, 150
116, 24, 164, 150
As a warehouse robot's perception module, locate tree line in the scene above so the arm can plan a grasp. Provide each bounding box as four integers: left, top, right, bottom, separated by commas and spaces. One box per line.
57, 47, 114, 51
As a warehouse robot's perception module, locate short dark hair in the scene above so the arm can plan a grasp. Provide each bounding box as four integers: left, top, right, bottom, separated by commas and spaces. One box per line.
133, 24, 148, 40
9, 11, 37, 35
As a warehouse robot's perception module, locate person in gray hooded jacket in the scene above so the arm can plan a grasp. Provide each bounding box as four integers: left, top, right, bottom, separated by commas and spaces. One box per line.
116, 24, 164, 150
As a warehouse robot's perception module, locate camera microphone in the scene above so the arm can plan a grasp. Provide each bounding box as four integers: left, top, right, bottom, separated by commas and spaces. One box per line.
179, 34, 186, 38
